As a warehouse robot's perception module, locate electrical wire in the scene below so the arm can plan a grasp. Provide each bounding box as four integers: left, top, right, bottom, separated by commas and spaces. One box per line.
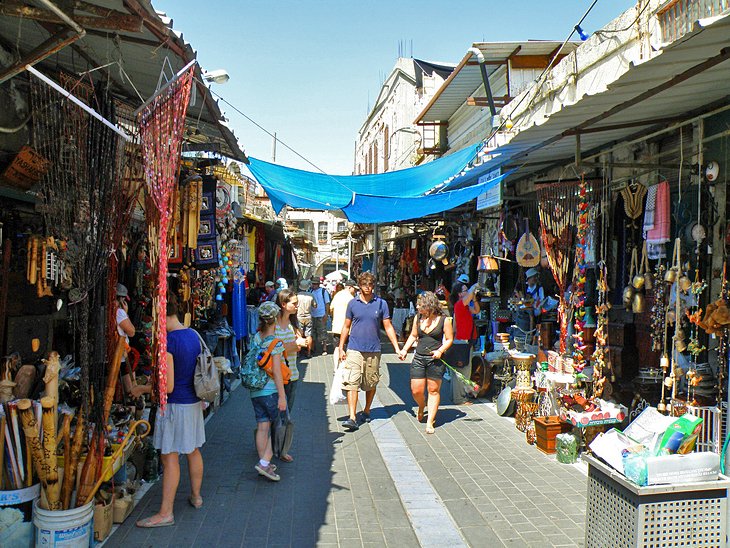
593, 0, 652, 35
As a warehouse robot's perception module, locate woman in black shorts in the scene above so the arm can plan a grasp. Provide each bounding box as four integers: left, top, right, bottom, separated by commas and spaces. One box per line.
398, 292, 454, 434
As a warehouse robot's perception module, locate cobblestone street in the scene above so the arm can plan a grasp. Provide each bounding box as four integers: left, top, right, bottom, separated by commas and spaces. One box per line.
106, 350, 588, 547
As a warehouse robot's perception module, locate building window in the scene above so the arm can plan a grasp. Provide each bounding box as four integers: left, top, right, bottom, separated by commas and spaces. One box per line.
318, 222, 328, 244
373, 140, 379, 174
383, 126, 389, 172
337, 221, 346, 233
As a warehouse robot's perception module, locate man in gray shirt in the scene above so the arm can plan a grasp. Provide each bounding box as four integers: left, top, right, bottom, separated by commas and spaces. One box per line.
296, 279, 316, 358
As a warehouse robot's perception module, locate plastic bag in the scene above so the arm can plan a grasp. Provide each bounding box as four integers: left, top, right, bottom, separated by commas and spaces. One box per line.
556, 433, 578, 464
329, 365, 346, 405
272, 410, 294, 459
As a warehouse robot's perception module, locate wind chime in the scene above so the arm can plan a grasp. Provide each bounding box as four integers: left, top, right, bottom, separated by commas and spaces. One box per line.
138, 62, 195, 408
537, 181, 579, 353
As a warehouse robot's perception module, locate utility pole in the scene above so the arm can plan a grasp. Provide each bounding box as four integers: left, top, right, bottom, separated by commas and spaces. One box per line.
272, 132, 277, 162
372, 224, 379, 280
347, 227, 353, 280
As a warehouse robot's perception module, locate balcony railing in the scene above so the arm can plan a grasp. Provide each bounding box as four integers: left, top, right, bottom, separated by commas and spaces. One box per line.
658, 0, 730, 42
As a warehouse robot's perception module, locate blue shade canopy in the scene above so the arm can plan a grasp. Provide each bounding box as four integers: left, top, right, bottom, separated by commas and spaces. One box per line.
247, 144, 480, 213
340, 172, 510, 223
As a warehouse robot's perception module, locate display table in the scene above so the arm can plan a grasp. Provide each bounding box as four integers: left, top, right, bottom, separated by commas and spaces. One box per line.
583, 454, 729, 548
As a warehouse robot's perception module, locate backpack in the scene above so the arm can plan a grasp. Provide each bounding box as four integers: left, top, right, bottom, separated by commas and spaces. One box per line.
258, 338, 291, 385
241, 336, 290, 391
192, 330, 220, 403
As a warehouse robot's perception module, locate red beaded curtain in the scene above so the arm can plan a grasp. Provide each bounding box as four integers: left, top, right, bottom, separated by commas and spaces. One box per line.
537, 181, 579, 353
138, 67, 194, 409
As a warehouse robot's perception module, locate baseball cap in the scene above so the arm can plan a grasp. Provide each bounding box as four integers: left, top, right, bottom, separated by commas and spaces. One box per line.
457, 274, 469, 284
525, 267, 540, 279
265, 281, 275, 288
258, 301, 280, 321
116, 283, 130, 300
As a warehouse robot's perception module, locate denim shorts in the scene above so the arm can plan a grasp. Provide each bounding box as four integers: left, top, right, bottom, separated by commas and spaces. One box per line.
251, 393, 278, 423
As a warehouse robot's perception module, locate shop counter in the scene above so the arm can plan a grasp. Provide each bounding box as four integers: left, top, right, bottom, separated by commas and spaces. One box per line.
583, 454, 729, 548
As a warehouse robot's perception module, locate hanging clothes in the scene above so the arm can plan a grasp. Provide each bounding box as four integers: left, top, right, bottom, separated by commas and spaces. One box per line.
644, 180, 670, 259
256, 226, 266, 283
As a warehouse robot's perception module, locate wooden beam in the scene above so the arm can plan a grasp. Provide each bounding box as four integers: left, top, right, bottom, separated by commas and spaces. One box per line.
0, 2, 142, 32
509, 55, 555, 69
416, 121, 448, 127
467, 95, 512, 107
563, 115, 688, 135
465, 60, 507, 66
0, 30, 80, 84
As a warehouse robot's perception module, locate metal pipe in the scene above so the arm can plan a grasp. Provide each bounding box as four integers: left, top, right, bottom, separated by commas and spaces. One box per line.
468, 48, 496, 117
26, 65, 132, 141
36, 0, 84, 35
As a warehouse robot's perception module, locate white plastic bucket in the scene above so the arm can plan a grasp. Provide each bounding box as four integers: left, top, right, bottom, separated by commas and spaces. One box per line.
33, 500, 93, 547
0, 484, 40, 547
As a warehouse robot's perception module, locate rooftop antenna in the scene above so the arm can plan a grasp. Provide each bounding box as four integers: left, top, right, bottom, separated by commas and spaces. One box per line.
410, 39, 413, 58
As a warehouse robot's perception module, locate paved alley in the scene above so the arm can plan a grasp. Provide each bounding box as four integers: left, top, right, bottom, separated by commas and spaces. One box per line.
106, 351, 588, 548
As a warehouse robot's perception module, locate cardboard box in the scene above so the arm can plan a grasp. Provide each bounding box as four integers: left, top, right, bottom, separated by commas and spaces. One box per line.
94, 498, 113, 541
113, 494, 133, 524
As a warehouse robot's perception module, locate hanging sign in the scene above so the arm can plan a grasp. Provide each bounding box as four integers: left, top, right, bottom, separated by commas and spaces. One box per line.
476, 169, 502, 211
1, 146, 50, 190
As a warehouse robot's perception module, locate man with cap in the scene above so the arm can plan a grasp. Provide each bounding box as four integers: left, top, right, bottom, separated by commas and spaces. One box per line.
457, 273, 470, 285
515, 267, 544, 334
330, 279, 357, 364
261, 281, 277, 303
296, 279, 316, 358
310, 277, 331, 354
115, 283, 136, 395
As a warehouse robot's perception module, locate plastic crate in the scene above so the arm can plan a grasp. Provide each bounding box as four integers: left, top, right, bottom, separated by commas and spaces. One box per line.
584, 455, 729, 548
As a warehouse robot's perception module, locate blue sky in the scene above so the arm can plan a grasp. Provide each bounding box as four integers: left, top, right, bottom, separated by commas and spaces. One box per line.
156, 1, 636, 174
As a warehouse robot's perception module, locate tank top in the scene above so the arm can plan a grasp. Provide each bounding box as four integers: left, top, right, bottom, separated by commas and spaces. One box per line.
415, 315, 445, 356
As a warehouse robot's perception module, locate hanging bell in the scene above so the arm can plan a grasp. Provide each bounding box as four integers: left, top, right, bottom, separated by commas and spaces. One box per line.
678, 275, 692, 292
644, 275, 653, 291
632, 292, 645, 314
664, 376, 674, 388
666, 310, 676, 323
622, 285, 635, 307
632, 273, 645, 290
665, 267, 678, 283
657, 400, 667, 413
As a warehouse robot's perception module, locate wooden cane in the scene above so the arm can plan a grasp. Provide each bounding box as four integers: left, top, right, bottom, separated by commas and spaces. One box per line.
40, 397, 61, 509
61, 413, 84, 510
57, 411, 72, 454
17, 400, 48, 495
42, 352, 61, 418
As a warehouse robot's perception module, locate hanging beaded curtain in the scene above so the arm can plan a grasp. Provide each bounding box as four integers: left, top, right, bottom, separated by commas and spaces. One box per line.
138, 66, 194, 409
537, 181, 580, 353
31, 73, 127, 424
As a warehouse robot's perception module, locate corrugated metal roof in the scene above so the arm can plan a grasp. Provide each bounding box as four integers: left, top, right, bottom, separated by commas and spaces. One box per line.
467, 13, 730, 187
0, 0, 245, 161
414, 41, 580, 124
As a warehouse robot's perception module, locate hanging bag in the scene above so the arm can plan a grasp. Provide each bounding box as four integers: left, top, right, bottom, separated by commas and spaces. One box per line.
192, 330, 220, 403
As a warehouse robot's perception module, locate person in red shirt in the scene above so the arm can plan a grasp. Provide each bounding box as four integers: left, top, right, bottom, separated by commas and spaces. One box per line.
446, 281, 480, 404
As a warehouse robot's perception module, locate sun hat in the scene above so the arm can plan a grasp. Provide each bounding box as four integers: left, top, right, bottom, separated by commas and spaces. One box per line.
300, 279, 312, 290
116, 283, 130, 300
344, 279, 358, 288
525, 267, 540, 279
311, 277, 320, 284
258, 301, 280, 321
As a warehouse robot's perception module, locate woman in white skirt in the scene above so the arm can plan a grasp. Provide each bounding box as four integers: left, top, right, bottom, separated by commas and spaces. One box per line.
136, 293, 205, 528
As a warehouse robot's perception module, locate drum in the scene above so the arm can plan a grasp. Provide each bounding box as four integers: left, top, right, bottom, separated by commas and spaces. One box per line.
511, 352, 536, 371
470, 355, 493, 398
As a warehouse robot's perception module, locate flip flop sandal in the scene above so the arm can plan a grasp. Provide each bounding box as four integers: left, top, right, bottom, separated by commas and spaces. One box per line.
280, 454, 294, 463
136, 514, 175, 528
425, 425, 435, 434
188, 496, 203, 509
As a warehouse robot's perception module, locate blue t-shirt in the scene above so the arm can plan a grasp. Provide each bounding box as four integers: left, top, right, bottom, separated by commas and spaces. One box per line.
345, 296, 390, 353
311, 287, 331, 318
167, 328, 201, 404
250, 333, 284, 398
